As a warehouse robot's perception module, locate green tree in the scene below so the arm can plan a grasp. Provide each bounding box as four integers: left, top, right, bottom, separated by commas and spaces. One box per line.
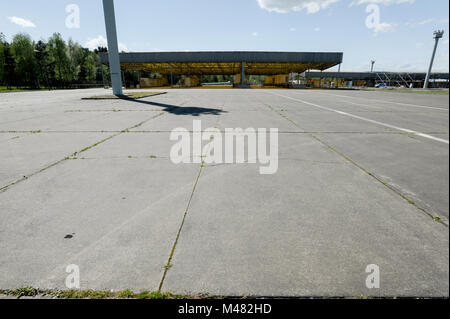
84, 51, 98, 83
35, 40, 51, 88
77, 48, 88, 83
0, 33, 5, 85
11, 33, 38, 88
2, 33, 121, 89
48, 33, 70, 87
2, 43, 16, 89
94, 46, 109, 85
77, 48, 97, 84
67, 38, 83, 82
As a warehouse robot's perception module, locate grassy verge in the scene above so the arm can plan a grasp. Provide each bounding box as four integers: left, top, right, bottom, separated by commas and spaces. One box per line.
0, 86, 31, 92
0, 287, 193, 299
0, 86, 103, 93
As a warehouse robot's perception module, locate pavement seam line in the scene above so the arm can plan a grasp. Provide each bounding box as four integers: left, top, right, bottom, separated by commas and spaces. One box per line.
260, 95, 448, 227
269, 92, 449, 144
158, 99, 224, 292
157, 158, 205, 292
40, 175, 206, 284
0, 112, 166, 194
310, 135, 448, 227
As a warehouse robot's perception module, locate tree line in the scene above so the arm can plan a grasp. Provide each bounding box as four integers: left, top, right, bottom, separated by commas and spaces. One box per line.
0, 32, 269, 90
0, 32, 109, 89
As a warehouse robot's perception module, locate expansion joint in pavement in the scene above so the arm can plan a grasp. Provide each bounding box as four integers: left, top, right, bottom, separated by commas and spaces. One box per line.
158, 163, 204, 292
310, 134, 448, 227
158, 100, 224, 292
0, 112, 166, 194
262, 102, 448, 227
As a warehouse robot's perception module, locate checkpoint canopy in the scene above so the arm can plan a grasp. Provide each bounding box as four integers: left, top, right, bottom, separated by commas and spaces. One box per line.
99, 51, 343, 75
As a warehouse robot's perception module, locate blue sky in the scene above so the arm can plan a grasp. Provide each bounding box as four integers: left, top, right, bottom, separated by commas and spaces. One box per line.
1, 0, 448, 72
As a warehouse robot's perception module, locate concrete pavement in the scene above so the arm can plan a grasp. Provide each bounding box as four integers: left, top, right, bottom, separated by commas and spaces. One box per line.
0, 88, 448, 297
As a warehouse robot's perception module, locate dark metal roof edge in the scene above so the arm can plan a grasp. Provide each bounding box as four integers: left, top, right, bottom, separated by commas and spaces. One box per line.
100, 51, 343, 64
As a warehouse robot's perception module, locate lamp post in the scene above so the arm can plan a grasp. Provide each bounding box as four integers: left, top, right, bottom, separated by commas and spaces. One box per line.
370, 60, 375, 73
423, 30, 444, 89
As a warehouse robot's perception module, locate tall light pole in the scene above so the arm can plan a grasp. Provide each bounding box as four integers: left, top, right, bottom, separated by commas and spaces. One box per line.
370, 60, 375, 73
424, 30, 444, 89
102, 0, 123, 96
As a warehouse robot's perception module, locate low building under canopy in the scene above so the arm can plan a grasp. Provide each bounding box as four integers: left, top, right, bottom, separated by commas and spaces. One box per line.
100, 51, 343, 75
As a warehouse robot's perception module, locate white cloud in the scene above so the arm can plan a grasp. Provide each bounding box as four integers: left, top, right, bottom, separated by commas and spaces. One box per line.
373, 22, 395, 33
314, 27, 321, 31
257, 0, 340, 14
257, 0, 414, 14
85, 36, 107, 49
351, 0, 414, 5
419, 18, 434, 25
397, 63, 414, 70
252, 32, 259, 36
85, 35, 128, 52
415, 42, 424, 48
289, 27, 297, 31
119, 43, 129, 52
8, 16, 36, 28
406, 17, 447, 29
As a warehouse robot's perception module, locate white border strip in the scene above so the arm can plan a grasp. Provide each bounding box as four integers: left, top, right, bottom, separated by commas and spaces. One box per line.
308, 91, 448, 111
268, 92, 449, 145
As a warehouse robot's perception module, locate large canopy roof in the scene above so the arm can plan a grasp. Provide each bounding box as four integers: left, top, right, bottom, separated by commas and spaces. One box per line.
100, 51, 343, 75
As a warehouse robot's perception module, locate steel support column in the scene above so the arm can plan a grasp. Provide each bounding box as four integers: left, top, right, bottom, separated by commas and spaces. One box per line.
170, 63, 174, 87
241, 61, 245, 88
336, 63, 341, 89
102, 0, 123, 96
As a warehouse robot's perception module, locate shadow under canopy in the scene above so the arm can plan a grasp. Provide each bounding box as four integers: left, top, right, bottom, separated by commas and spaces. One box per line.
121, 98, 227, 117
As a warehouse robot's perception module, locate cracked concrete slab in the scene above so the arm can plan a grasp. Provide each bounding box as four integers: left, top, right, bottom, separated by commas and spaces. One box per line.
0, 158, 199, 290
0, 132, 111, 187
162, 137, 449, 297
78, 132, 174, 159
315, 132, 449, 220
0, 88, 448, 297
